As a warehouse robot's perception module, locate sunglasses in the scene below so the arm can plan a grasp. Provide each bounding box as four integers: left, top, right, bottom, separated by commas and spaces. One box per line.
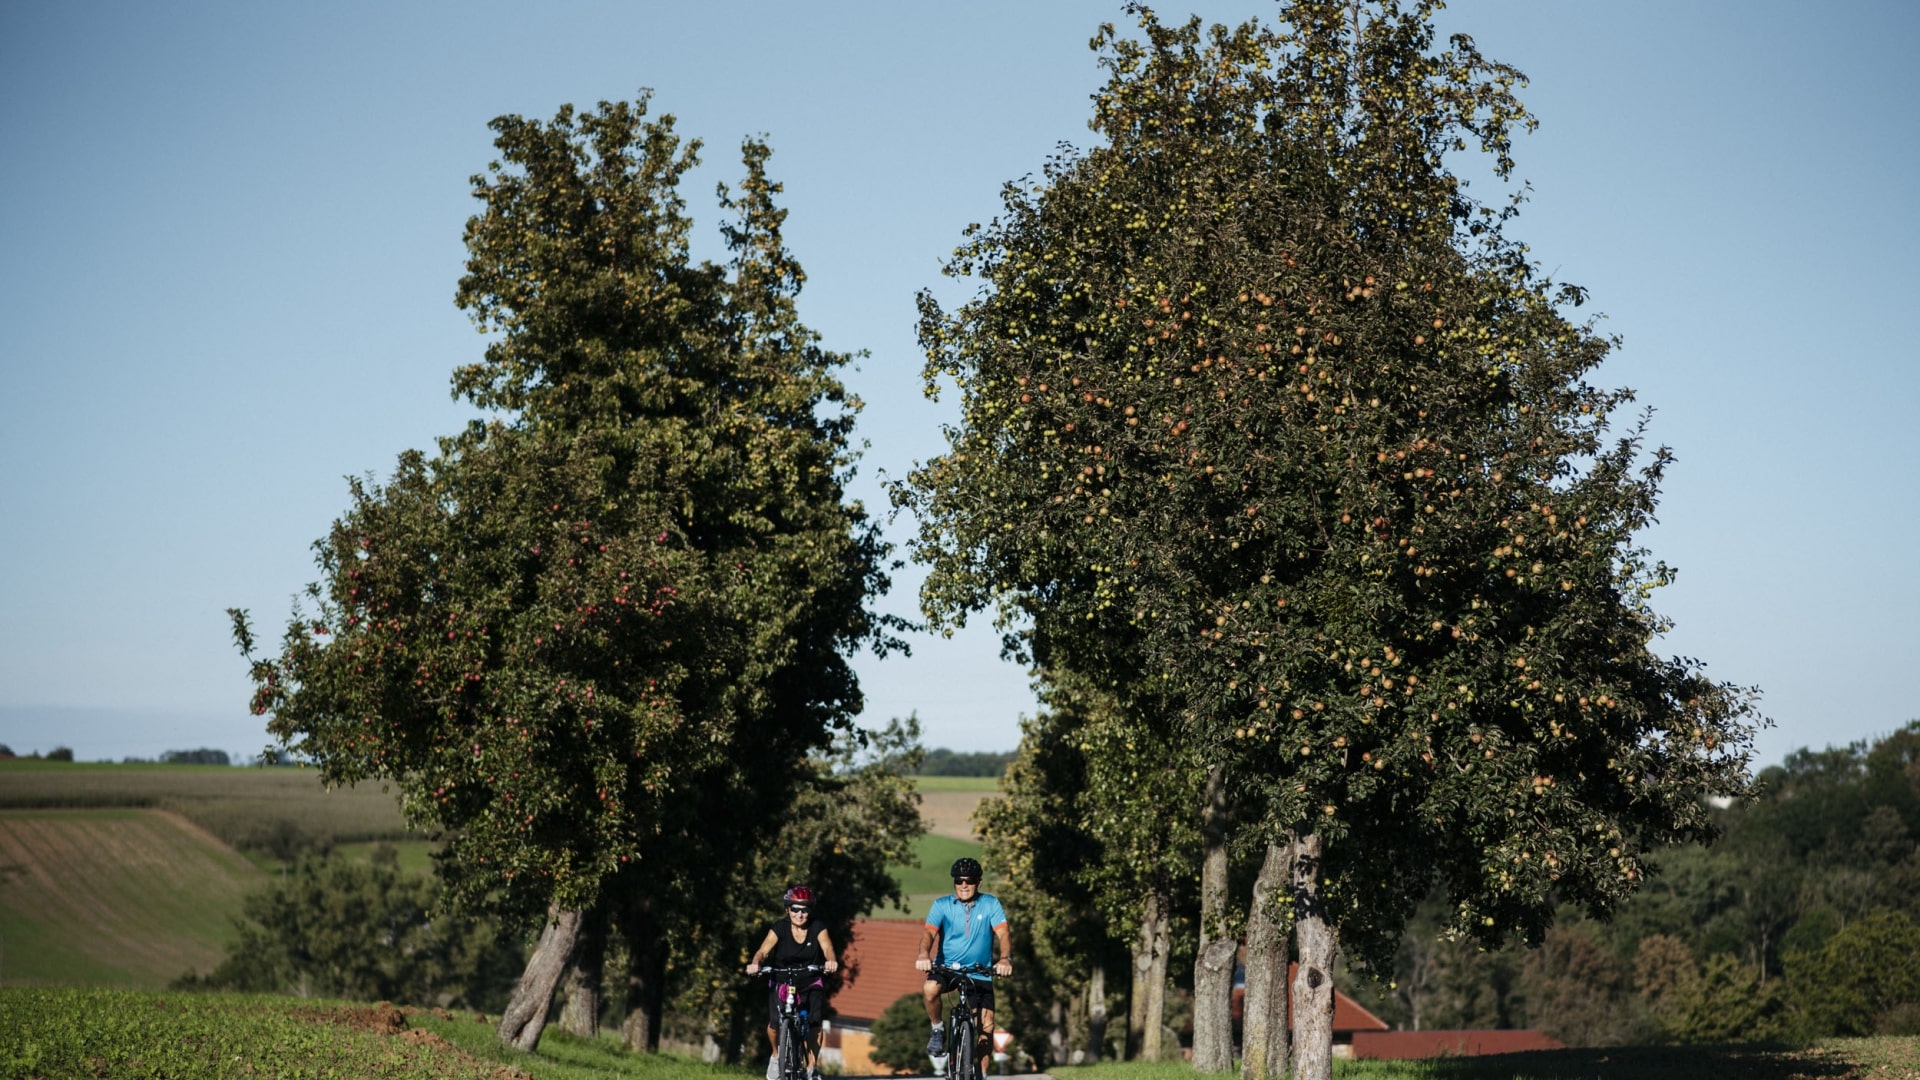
953, 878, 980, 886
788, 905, 811, 913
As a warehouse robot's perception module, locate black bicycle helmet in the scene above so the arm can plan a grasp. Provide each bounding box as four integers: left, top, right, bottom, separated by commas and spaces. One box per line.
950, 857, 983, 882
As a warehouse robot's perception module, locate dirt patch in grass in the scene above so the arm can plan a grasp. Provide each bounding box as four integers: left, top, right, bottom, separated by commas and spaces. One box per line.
303, 1001, 408, 1035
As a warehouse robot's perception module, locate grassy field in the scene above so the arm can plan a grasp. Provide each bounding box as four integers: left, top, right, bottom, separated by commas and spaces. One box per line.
0, 808, 265, 988
0, 759, 417, 851
0, 987, 759, 1079
334, 839, 440, 876
887, 833, 987, 915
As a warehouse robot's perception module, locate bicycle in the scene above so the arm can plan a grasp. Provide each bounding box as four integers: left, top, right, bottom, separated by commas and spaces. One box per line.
929, 962, 995, 1080
759, 963, 825, 1080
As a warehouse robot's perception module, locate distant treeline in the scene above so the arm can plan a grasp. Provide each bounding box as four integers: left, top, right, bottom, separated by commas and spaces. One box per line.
1336, 719, 1920, 1044
917, 748, 1014, 777
0, 747, 238, 765
115, 750, 234, 765
0, 745, 72, 761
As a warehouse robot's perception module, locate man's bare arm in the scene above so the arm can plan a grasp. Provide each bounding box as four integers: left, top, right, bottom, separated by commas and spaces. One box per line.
916, 924, 940, 972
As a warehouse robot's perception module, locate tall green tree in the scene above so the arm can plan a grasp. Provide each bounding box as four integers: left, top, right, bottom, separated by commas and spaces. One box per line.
896, 4, 1757, 1075
233, 93, 893, 1050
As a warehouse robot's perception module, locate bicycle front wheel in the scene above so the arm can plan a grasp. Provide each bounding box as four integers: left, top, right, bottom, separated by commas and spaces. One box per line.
948, 1014, 975, 1080
779, 1016, 806, 1080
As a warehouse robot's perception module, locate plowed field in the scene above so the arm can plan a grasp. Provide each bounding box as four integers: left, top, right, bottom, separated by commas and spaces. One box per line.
917, 789, 999, 841
0, 808, 265, 987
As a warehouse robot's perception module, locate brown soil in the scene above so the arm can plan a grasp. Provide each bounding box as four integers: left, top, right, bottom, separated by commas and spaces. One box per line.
402, 1027, 458, 1050
308, 1001, 533, 1077
919, 791, 1001, 841
300, 1002, 408, 1035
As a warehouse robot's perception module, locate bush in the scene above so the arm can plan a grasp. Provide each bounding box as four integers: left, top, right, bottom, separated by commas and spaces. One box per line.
869, 992, 931, 1074
46, 746, 73, 762
172, 845, 519, 1009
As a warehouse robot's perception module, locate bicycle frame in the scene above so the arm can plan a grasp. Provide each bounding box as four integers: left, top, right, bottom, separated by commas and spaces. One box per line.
761, 963, 823, 1080
930, 962, 994, 1080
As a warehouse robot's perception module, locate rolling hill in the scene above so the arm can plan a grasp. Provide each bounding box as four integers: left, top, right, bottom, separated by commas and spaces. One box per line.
0, 808, 265, 987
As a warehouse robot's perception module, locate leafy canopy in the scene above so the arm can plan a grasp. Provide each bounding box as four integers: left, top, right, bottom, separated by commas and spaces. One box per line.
896, 0, 1758, 967
235, 94, 893, 917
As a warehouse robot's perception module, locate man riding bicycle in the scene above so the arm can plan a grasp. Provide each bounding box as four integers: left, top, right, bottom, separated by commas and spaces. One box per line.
747, 885, 839, 1080
914, 858, 1012, 1068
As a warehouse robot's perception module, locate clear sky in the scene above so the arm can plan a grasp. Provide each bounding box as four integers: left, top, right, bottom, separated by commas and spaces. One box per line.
2, 1, 1915, 767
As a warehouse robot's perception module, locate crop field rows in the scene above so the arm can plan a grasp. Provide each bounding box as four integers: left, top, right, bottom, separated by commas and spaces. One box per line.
0, 808, 264, 988
0, 761, 417, 849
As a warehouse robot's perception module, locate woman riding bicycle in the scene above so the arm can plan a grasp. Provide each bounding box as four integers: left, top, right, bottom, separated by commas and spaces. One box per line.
747, 885, 839, 1080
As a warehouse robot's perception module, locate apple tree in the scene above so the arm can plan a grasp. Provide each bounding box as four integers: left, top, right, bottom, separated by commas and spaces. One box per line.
895, 4, 1759, 1077
232, 94, 893, 1049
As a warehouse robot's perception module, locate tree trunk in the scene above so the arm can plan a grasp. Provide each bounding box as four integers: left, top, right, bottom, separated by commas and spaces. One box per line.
1289, 831, 1334, 1080
1192, 764, 1237, 1074
1049, 998, 1070, 1067
1242, 840, 1291, 1080
723, 991, 750, 1065
498, 903, 585, 1052
619, 904, 667, 1052
1086, 961, 1108, 1063
1129, 891, 1171, 1060
558, 908, 607, 1037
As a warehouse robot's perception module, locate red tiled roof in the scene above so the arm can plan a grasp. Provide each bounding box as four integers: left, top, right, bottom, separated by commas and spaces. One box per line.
1351, 1029, 1564, 1059
1275, 963, 1389, 1033
834, 918, 929, 1026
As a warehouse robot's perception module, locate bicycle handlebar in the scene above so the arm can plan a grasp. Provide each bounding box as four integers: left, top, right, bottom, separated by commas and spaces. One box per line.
929, 961, 995, 978
756, 963, 825, 979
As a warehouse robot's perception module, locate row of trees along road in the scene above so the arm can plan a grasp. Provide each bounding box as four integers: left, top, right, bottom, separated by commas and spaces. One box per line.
230, 95, 920, 1053
895, 4, 1758, 1079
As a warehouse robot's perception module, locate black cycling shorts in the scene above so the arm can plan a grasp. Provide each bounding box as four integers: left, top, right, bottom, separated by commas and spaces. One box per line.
768, 981, 826, 1032
931, 969, 996, 1015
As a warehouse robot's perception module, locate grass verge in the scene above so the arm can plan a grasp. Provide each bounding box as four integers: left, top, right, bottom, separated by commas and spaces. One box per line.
1051, 1039, 1920, 1080
0, 987, 758, 1080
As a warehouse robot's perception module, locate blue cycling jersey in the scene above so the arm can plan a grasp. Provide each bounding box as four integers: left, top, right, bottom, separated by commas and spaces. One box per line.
924, 893, 1006, 979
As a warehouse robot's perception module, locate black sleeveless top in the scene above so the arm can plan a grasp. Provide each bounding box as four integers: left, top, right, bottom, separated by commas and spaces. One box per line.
767, 920, 825, 967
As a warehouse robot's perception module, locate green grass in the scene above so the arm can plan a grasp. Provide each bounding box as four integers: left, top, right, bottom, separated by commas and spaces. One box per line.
0, 987, 760, 1079
0, 807, 266, 988
410, 1010, 755, 1080
1052, 1040, 1920, 1079
886, 833, 986, 914
334, 839, 440, 876
914, 776, 1001, 793
0, 759, 417, 851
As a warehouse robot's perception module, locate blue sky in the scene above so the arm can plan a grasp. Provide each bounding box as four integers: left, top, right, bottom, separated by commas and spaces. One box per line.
2, 1, 1915, 766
